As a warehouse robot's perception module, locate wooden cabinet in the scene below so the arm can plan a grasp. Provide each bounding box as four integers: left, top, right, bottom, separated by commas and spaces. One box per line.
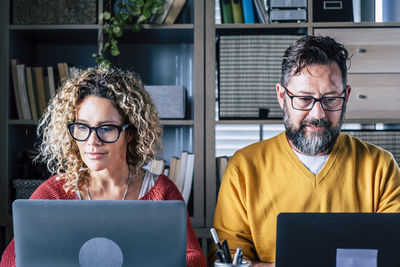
315, 28, 400, 120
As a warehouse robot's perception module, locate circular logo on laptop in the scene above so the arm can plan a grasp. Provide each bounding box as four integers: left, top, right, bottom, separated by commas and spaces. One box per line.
79, 237, 123, 267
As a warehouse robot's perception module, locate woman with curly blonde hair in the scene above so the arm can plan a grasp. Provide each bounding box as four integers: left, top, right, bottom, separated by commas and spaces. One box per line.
1, 65, 206, 267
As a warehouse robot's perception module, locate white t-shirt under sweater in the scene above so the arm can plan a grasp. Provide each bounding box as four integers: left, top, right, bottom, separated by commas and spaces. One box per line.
75, 170, 159, 200
293, 149, 330, 175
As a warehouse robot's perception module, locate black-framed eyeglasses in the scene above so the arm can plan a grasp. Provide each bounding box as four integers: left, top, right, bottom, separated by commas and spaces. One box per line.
284, 86, 346, 112
67, 122, 130, 143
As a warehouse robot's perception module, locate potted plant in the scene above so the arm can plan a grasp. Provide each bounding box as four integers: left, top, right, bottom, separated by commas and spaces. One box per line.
94, 0, 166, 65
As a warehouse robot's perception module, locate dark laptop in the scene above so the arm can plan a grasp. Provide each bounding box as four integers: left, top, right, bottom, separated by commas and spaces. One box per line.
13, 199, 187, 267
276, 213, 400, 267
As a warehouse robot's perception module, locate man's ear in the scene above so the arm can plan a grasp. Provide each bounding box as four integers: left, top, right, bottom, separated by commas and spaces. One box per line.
276, 83, 285, 109
345, 85, 351, 103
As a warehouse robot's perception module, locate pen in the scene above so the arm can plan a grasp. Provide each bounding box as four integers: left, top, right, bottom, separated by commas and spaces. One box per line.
222, 240, 233, 263
232, 247, 242, 265
210, 228, 226, 263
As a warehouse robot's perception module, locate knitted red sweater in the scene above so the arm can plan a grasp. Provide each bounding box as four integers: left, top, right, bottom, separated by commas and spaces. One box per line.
0, 175, 206, 267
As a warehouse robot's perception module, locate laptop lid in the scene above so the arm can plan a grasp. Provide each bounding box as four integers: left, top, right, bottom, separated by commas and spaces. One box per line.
13, 199, 186, 267
276, 213, 400, 267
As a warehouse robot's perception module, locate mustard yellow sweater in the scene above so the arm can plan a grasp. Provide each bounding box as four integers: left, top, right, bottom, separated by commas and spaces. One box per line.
212, 132, 400, 263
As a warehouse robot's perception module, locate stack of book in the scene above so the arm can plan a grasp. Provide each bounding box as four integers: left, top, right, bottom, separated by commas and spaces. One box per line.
218, 35, 303, 120
149, 152, 195, 204
10, 59, 81, 120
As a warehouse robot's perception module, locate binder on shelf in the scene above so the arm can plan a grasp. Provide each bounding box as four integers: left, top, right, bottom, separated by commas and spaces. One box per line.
25, 67, 38, 121
16, 64, 32, 120
10, 59, 24, 119
220, 0, 233, 23
164, 0, 187, 24
218, 35, 303, 119
242, 0, 256, 23
153, 0, 175, 24
231, 0, 244, 23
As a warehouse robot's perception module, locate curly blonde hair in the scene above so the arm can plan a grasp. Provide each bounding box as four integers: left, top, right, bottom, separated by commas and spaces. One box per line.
36, 65, 163, 191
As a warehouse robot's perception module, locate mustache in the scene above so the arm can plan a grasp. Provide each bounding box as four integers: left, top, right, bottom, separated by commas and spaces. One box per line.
300, 118, 332, 128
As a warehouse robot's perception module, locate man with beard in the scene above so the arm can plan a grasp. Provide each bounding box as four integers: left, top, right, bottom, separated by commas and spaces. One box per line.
210, 36, 400, 266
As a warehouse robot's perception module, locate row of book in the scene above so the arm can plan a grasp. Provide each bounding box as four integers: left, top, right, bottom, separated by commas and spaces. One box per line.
149, 151, 194, 204
10, 59, 79, 120
218, 0, 308, 24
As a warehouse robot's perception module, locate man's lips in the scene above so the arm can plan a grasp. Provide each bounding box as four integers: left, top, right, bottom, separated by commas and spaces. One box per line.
304, 125, 325, 131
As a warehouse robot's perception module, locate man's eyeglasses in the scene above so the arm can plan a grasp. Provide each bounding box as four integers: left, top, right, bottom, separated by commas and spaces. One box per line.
284, 86, 346, 112
67, 122, 130, 143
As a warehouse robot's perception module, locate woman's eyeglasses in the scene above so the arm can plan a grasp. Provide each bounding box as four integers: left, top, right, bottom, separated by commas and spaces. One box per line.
67, 122, 129, 143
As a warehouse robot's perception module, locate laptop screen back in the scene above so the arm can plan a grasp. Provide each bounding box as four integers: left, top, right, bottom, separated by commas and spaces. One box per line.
276, 213, 400, 267
13, 199, 186, 267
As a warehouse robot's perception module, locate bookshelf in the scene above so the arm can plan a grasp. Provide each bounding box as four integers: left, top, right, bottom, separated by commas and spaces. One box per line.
0, 0, 207, 252
204, 0, 400, 229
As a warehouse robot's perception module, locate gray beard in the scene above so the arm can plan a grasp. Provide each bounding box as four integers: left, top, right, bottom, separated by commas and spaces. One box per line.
283, 99, 345, 155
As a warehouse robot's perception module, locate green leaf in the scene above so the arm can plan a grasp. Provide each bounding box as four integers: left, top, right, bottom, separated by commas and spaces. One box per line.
137, 14, 147, 23
151, 6, 161, 14
132, 24, 141, 32
113, 26, 121, 35
144, 1, 152, 8
111, 39, 118, 45
103, 11, 111, 20
136, 0, 145, 7
132, 8, 141, 16
115, 29, 123, 38
111, 45, 120, 56
143, 9, 151, 19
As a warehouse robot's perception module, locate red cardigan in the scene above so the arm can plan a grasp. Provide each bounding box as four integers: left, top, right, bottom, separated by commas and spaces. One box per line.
0, 175, 206, 267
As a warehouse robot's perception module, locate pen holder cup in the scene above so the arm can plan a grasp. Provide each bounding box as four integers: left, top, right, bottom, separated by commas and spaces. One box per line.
214, 259, 251, 267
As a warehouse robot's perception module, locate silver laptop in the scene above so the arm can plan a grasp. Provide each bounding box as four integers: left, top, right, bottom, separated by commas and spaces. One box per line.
13, 199, 186, 267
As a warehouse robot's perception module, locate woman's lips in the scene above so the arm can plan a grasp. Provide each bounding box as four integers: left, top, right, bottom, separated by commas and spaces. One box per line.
86, 152, 106, 160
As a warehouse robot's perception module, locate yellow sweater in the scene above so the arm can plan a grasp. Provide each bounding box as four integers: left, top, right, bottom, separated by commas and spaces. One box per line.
212, 132, 400, 263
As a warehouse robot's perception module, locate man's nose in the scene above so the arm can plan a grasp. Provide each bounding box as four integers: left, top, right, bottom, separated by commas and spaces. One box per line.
308, 100, 326, 120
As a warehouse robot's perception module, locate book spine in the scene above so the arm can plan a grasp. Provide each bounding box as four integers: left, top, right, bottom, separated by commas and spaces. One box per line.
242, 0, 256, 23
220, 0, 233, 23
10, 59, 24, 119
231, 0, 244, 23
25, 67, 38, 121
16, 64, 32, 120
